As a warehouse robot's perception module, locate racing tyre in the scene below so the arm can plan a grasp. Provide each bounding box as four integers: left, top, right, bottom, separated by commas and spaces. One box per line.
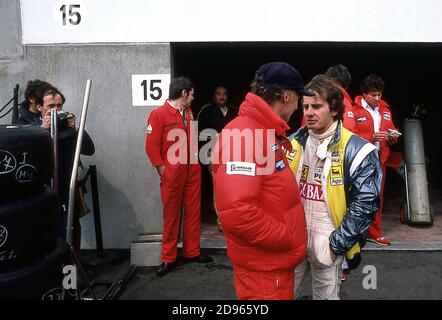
0, 124, 53, 200
0, 238, 70, 300
0, 186, 58, 270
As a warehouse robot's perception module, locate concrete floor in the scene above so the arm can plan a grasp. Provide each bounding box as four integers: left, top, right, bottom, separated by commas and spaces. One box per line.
81, 248, 442, 300
79, 184, 442, 300
200, 186, 442, 251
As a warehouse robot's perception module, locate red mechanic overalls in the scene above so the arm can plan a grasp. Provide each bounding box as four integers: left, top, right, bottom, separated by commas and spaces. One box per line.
145, 101, 201, 262
350, 96, 397, 239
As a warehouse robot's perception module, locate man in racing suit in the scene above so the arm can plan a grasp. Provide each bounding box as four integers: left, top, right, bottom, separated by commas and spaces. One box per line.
286, 75, 382, 299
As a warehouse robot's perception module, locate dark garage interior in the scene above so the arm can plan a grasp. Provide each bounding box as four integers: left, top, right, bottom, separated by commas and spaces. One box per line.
172, 42, 442, 222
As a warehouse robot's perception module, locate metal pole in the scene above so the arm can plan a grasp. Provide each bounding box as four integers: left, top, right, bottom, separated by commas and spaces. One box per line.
403, 162, 411, 223
66, 80, 92, 245
79, 163, 119, 267
89, 164, 104, 256
12, 84, 19, 124
105, 265, 137, 300
50, 109, 58, 194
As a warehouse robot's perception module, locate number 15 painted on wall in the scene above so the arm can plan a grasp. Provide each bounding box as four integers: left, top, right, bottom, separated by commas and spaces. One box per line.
131, 74, 170, 107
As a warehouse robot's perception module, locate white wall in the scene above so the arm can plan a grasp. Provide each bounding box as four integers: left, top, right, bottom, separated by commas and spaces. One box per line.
21, 0, 442, 44
1, 0, 171, 248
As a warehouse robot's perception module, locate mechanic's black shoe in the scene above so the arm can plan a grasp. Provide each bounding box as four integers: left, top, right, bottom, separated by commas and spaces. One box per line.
183, 255, 214, 264
156, 262, 176, 276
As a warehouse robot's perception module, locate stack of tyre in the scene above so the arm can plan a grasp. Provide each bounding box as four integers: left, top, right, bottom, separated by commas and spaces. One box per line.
0, 125, 69, 300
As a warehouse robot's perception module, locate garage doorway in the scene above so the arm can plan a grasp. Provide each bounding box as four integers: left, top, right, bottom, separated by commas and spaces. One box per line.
172, 42, 442, 226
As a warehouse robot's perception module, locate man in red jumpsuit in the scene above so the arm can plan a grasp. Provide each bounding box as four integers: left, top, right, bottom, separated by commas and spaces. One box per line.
351, 74, 398, 246
146, 77, 213, 277
212, 62, 311, 299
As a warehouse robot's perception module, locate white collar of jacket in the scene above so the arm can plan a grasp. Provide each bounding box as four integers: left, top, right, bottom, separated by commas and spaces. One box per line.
289, 120, 342, 150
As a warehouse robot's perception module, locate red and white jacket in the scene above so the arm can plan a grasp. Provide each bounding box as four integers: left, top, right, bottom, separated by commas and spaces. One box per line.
212, 93, 307, 272
341, 87, 356, 133
350, 96, 397, 165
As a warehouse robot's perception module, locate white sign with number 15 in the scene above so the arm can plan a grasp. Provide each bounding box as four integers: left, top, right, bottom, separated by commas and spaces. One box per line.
131, 74, 170, 107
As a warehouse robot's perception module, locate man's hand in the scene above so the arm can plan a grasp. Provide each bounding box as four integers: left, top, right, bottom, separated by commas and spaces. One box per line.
156, 165, 165, 176
386, 134, 397, 142
41, 109, 51, 129
330, 250, 337, 262
387, 129, 401, 142
373, 131, 388, 141
67, 114, 76, 128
